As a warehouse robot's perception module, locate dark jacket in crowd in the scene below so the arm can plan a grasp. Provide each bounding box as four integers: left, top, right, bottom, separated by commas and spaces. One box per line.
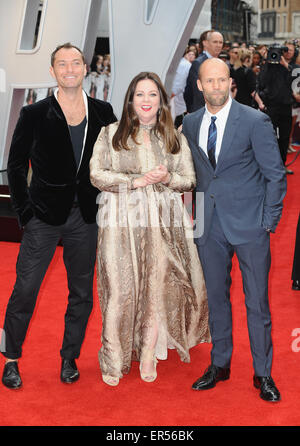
258, 63, 294, 107
184, 53, 208, 113
231, 66, 256, 107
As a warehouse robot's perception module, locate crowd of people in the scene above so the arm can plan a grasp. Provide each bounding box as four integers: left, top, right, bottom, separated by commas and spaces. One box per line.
171, 30, 300, 175
83, 53, 111, 101
23, 33, 300, 177
1, 33, 299, 408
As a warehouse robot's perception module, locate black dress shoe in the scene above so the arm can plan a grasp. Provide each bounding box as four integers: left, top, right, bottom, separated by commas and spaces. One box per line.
253, 376, 281, 402
285, 168, 294, 175
192, 364, 230, 390
292, 280, 300, 291
60, 358, 79, 384
2, 361, 22, 389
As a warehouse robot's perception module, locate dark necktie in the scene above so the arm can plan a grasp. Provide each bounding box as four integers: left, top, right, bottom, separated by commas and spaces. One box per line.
207, 116, 217, 169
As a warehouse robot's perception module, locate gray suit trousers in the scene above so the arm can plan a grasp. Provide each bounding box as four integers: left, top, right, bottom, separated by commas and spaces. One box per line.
197, 209, 273, 377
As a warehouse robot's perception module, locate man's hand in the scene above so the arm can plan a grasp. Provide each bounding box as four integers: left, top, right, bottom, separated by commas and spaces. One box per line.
280, 56, 290, 70
293, 93, 300, 103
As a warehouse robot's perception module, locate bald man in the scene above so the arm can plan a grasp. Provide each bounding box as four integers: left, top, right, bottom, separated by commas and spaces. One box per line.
182, 58, 286, 402
184, 31, 224, 113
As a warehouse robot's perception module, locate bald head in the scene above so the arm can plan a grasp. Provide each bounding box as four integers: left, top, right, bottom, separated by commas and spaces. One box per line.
199, 57, 230, 82
197, 58, 232, 113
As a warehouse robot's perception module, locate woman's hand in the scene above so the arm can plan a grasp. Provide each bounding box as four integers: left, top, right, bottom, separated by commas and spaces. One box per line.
144, 165, 170, 184
133, 165, 170, 188
132, 176, 149, 188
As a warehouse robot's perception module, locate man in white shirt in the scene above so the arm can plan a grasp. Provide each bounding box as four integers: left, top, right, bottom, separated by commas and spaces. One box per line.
198, 94, 232, 160
171, 48, 196, 127
182, 58, 286, 402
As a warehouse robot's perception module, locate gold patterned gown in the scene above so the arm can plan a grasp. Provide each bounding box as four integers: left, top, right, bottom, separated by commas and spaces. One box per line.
90, 122, 210, 379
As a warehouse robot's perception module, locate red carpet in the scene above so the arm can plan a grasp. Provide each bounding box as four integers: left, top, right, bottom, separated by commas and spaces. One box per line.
0, 149, 299, 427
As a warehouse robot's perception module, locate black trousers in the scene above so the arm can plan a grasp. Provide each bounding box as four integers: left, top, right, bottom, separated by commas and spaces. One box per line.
292, 213, 300, 281
1, 207, 97, 360
266, 104, 292, 166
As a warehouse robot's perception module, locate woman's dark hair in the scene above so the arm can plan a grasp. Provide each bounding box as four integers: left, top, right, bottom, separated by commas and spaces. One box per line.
112, 72, 180, 154
252, 51, 262, 64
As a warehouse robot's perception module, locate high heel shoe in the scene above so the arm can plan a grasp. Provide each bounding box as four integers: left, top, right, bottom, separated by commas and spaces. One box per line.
139, 350, 158, 383
102, 374, 120, 386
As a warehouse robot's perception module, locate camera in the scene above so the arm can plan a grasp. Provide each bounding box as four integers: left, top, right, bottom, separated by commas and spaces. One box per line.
266, 45, 288, 64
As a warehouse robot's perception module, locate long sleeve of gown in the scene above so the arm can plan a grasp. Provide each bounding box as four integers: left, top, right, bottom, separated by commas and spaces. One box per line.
167, 133, 196, 193
90, 126, 136, 192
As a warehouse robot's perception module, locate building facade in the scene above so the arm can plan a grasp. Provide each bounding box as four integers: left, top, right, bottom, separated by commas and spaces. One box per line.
258, 0, 300, 44
211, 0, 257, 43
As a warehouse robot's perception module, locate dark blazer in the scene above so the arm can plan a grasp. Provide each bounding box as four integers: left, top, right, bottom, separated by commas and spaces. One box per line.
182, 99, 287, 245
183, 53, 207, 113
7, 93, 117, 227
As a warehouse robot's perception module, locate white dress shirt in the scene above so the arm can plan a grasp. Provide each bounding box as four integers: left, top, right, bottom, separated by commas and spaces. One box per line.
172, 57, 191, 116
202, 50, 213, 59
199, 96, 232, 163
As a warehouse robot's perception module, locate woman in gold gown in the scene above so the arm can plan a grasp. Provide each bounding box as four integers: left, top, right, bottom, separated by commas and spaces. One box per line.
90, 72, 210, 386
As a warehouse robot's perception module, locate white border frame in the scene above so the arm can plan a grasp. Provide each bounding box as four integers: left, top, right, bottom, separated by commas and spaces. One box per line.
143, 0, 159, 25
16, 0, 48, 54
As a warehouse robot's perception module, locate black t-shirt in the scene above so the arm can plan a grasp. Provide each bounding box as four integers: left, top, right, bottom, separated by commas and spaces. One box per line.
68, 116, 87, 168
68, 116, 87, 204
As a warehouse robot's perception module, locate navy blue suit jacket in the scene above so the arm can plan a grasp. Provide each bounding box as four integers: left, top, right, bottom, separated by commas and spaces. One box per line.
182, 99, 287, 245
183, 53, 208, 113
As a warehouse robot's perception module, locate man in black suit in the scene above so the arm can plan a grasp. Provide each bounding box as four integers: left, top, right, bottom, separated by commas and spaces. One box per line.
1, 43, 116, 389
184, 31, 223, 113
258, 41, 298, 175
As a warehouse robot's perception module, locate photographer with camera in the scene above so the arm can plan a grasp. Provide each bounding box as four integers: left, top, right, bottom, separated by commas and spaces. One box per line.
258, 41, 299, 175
287, 40, 300, 152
